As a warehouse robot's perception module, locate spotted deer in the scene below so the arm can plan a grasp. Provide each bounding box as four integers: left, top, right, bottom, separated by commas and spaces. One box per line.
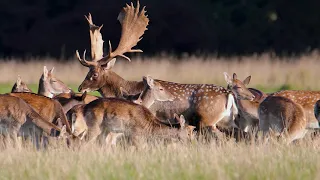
258, 96, 307, 143
224, 72, 267, 133
11, 75, 32, 93
270, 90, 320, 128
0, 95, 67, 145
7, 92, 72, 134
66, 98, 192, 147
75, 2, 254, 132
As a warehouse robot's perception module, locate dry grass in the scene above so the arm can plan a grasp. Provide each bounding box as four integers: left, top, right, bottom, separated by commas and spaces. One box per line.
0, 135, 320, 180
2, 52, 320, 93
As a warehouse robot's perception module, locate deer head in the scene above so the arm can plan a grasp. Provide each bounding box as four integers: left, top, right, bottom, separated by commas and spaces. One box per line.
76, 1, 149, 96
11, 75, 32, 93
133, 76, 175, 108
224, 72, 255, 101
39, 66, 71, 98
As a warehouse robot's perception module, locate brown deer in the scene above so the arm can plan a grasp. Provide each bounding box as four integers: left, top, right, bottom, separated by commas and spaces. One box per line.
224, 72, 267, 133
258, 96, 307, 143
270, 90, 320, 128
7, 92, 72, 134
11, 75, 33, 93
66, 98, 192, 147
38, 66, 71, 98
53, 92, 88, 113
76, 2, 148, 97
0, 95, 67, 145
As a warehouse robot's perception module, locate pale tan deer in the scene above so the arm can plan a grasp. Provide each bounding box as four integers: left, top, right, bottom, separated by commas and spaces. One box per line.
11, 75, 32, 93
7, 92, 72, 134
224, 72, 267, 133
39, 66, 71, 98
121, 75, 175, 108
0, 95, 67, 145
258, 96, 307, 143
67, 98, 191, 147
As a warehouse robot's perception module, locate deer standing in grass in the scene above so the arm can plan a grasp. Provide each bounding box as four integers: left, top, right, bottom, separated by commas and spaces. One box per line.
67, 76, 193, 144
76, 2, 255, 133
0, 95, 67, 146
225, 73, 307, 143
7, 92, 73, 134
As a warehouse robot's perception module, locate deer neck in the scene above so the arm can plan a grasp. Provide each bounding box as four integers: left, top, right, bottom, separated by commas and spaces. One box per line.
99, 72, 144, 98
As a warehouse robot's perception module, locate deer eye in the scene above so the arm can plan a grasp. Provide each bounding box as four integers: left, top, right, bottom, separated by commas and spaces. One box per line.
159, 88, 164, 91
93, 73, 99, 78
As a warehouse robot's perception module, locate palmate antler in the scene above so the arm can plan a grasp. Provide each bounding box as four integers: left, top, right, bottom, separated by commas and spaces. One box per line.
76, 1, 149, 67
85, 13, 104, 61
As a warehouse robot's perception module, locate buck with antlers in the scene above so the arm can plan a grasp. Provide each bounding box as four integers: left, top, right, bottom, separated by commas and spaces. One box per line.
76, 1, 148, 97
76, 2, 256, 132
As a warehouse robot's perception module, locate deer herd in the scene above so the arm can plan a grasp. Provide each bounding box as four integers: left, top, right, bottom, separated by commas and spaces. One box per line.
2, 1, 320, 149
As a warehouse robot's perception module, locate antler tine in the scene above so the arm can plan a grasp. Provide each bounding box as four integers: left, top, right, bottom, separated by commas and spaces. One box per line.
98, 1, 149, 65
85, 13, 104, 61
75, 50, 97, 67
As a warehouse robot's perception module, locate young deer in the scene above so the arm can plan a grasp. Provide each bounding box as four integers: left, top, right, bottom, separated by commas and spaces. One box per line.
38, 66, 71, 98
0, 95, 67, 145
11, 75, 32, 93
7, 92, 72, 134
258, 96, 307, 143
224, 72, 267, 132
67, 98, 191, 147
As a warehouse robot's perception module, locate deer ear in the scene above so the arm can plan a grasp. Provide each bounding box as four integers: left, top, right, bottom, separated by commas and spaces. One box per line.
16, 75, 22, 86
146, 75, 155, 88
49, 67, 54, 74
243, 76, 251, 86
233, 73, 238, 80
43, 66, 49, 79
104, 58, 116, 70
223, 72, 232, 85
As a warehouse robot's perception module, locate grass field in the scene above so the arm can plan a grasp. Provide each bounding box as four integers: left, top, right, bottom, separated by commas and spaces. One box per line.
1, 53, 320, 179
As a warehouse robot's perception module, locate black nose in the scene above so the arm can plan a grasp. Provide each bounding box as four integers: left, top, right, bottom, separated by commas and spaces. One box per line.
78, 85, 82, 92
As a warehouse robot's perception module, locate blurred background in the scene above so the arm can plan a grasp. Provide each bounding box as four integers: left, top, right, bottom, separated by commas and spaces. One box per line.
1, 0, 320, 58
0, 0, 320, 93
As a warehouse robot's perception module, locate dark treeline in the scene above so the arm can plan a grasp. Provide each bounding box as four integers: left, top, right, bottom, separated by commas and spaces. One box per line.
1, 0, 320, 59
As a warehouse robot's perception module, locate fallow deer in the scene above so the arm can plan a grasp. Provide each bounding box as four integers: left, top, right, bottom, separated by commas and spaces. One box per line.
39, 66, 71, 98
0, 95, 67, 145
76, 2, 148, 97
54, 92, 99, 104
258, 96, 307, 143
7, 92, 72, 134
224, 72, 267, 133
75, 2, 255, 132
67, 98, 191, 147
11, 75, 32, 93
270, 90, 320, 128
53, 92, 87, 113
